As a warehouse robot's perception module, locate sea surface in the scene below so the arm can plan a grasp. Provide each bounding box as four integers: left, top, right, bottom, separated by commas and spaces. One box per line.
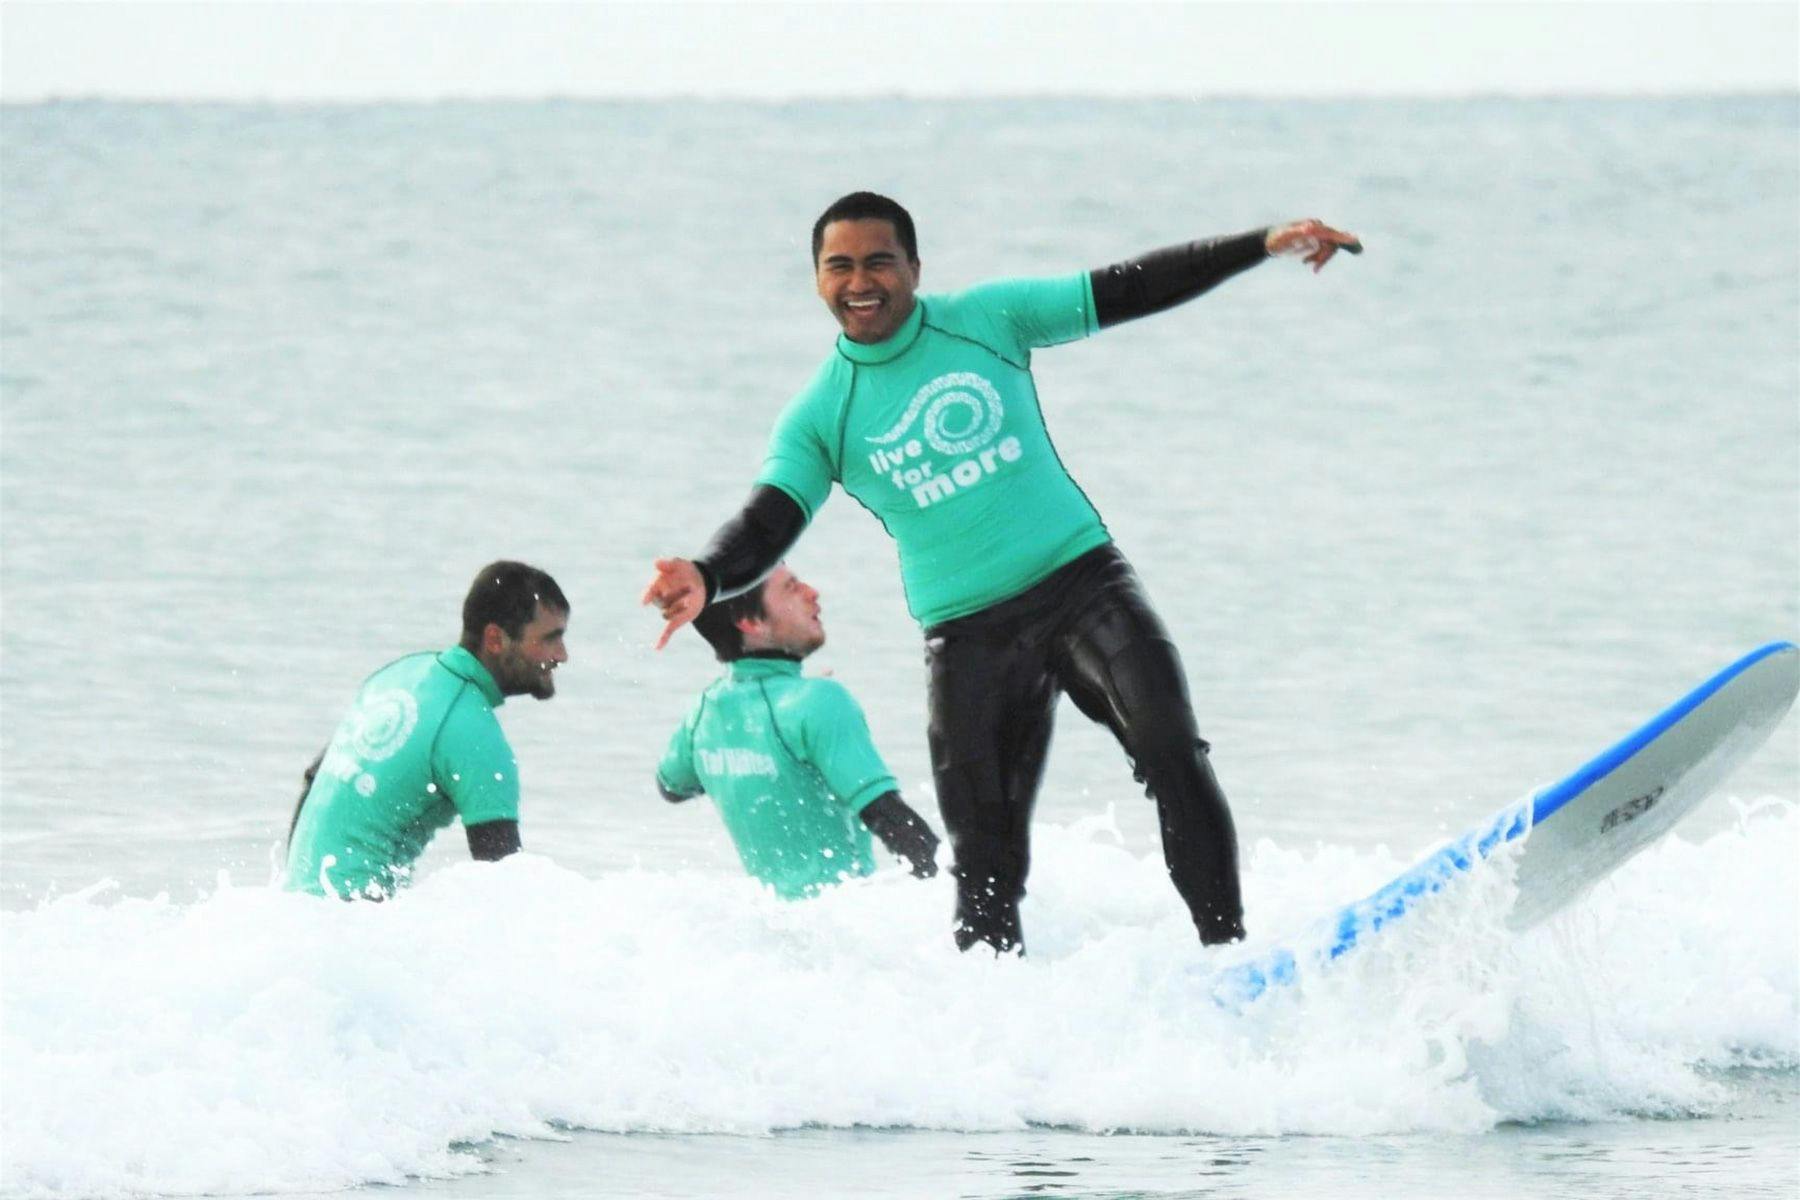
2, 96, 1796, 1199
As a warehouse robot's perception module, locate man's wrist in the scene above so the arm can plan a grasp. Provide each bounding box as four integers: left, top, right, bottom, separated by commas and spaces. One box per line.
691, 559, 719, 606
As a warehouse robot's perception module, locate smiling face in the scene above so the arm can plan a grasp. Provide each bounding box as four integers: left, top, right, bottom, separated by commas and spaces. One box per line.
738, 566, 825, 659
484, 602, 569, 700
814, 218, 921, 345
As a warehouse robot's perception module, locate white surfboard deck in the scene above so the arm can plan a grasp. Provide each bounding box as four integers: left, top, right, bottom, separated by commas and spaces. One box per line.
1211, 641, 1800, 1008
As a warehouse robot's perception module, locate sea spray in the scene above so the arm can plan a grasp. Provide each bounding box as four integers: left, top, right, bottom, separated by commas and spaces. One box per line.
3, 804, 1794, 1198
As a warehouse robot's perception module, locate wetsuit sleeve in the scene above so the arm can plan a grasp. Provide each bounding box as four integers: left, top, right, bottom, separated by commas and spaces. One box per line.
692, 486, 807, 605
1089, 230, 1270, 329
430, 692, 523, 829
798, 680, 900, 817
957, 273, 1097, 355
656, 718, 705, 802
465, 819, 521, 860
754, 383, 837, 523
858, 791, 940, 878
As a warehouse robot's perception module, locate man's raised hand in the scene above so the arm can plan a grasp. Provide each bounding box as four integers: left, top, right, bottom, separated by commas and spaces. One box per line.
642, 558, 706, 650
1265, 219, 1362, 273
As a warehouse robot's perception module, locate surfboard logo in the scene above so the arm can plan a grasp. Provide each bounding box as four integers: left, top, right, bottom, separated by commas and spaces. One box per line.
866, 372, 1004, 455
350, 690, 419, 763
1599, 784, 1665, 833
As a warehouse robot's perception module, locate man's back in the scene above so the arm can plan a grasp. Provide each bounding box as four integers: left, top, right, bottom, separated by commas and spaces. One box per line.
659, 658, 897, 899
287, 646, 518, 898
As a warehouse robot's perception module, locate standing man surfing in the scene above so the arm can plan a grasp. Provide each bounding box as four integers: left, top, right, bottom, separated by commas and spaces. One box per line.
644, 192, 1358, 953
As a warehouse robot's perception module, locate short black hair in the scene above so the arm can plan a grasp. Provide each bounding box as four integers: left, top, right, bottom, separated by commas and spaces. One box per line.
691, 582, 769, 662
811, 192, 918, 265
460, 561, 569, 651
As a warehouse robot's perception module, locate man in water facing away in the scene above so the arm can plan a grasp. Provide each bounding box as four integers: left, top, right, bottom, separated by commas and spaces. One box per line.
285, 561, 570, 899
644, 192, 1358, 953
656, 564, 940, 898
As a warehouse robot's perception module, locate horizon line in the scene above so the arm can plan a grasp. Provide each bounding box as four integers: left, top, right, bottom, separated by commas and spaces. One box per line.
7, 87, 1797, 107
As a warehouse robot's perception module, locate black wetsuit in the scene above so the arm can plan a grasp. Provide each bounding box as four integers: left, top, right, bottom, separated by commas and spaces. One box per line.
925, 544, 1242, 951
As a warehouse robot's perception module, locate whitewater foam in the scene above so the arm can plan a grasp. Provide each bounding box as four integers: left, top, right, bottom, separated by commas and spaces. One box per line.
3, 801, 1794, 1198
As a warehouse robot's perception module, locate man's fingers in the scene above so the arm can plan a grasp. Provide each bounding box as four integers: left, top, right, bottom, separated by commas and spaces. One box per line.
1318, 223, 1362, 254
646, 588, 689, 621
643, 581, 690, 608
1282, 219, 1362, 265
1269, 219, 1360, 265
641, 567, 673, 607
645, 557, 705, 647
1302, 226, 1363, 272
641, 558, 690, 606
654, 605, 697, 651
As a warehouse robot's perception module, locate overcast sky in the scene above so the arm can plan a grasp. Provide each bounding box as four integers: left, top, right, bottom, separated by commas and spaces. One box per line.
3, 2, 1795, 102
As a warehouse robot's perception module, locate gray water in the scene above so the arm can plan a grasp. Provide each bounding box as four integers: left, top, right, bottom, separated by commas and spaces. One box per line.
2, 98, 1796, 1198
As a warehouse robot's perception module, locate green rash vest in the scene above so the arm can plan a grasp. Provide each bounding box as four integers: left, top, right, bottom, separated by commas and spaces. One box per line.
756, 274, 1112, 627
286, 646, 521, 899
656, 657, 899, 899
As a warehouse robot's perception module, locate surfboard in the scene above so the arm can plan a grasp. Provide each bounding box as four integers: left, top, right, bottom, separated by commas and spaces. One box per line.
1212, 641, 1800, 1008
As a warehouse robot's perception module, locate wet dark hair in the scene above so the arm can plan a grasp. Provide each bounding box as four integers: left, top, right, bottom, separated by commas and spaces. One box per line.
691, 582, 769, 662
459, 561, 569, 651
811, 191, 918, 265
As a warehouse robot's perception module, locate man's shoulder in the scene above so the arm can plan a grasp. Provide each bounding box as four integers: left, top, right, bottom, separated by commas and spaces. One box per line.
729, 668, 851, 713
795, 350, 855, 397
357, 650, 441, 692
769, 354, 854, 437
933, 273, 1082, 309
788, 674, 866, 721
924, 273, 1050, 308
425, 658, 510, 749
917, 282, 1031, 351
919, 285, 986, 327
678, 672, 739, 727
431, 681, 514, 770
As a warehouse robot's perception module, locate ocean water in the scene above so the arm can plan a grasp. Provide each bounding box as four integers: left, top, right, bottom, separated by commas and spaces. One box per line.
2, 97, 1796, 1198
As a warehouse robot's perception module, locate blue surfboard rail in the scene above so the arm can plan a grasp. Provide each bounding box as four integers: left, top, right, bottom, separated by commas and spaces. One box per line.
1210, 640, 1799, 1010
1529, 640, 1797, 826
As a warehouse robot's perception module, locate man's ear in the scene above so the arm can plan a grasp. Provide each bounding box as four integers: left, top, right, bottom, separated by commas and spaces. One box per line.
734, 614, 765, 648
481, 622, 508, 656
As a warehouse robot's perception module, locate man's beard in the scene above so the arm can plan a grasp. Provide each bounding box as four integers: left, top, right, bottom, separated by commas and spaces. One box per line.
778, 625, 825, 659
500, 651, 556, 699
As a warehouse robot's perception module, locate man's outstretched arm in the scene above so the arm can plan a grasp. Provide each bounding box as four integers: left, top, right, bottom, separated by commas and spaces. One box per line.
641, 485, 807, 649
1090, 218, 1360, 329
859, 791, 941, 879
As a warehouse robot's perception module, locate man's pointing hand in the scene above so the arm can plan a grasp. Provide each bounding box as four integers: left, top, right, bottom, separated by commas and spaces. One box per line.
642, 558, 706, 650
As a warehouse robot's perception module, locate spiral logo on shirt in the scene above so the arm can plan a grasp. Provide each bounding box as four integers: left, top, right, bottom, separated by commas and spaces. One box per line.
865, 372, 1004, 456
349, 690, 418, 763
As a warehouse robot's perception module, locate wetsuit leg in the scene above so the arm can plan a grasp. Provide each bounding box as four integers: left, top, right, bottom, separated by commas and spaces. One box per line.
1052, 558, 1245, 944
926, 623, 1058, 954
